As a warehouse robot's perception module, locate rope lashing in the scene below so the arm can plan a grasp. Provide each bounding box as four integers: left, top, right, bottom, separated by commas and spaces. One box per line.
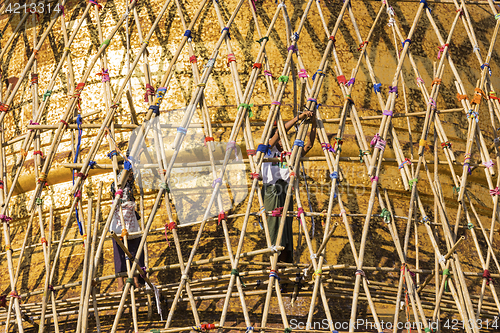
184, 30, 192, 38
159, 183, 170, 193
264, 70, 273, 77
355, 269, 370, 284
271, 101, 281, 105
0, 215, 12, 224
420, 0, 431, 12
89, 161, 96, 169
192, 324, 216, 332
440, 141, 452, 150
489, 187, 500, 196
409, 178, 418, 189
464, 153, 472, 174
443, 268, 451, 292
401, 39, 411, 48
375, 139, 386, 151
33, 150, 44, 158
43, 90, 52, 102
197, 83, 206, 87
246, 149, 256, 156
74, 190, 82, 200
389, 85, 399, 97
287, 45, 298, 53
467, 109, 479, 122
357, 41, 368, 51
227, 53, 236, 66
321, 143, 334, 152
269, 270, 280, 282
0, 180, 5, 190
250, 173, 261, 180
481, 63, 492, 76
164, 221, 177, 245
278, 75, 289, 83
490, 91, 499, 100
471, 87, 487, 105
120, 228, 129, 240
107, 150, 118, 159
226, 140, 239, 160
329, 35, 336, 43
370, 176, 379, 182
272, 207, 283, 217
419, 139, 429, 150
298, 69, 308, 78
279, 151, 291, 168
293, 139, 305, 149
212, 178, 222, 188
312, 269, 322, 278
291, 31, 299, 41
484, 160, 495, 169
467, 222, 474, 230
380, 208, 391, 223
312, 69, 325, 81
30, 73, 38, 86
221, 27, 231, 39
0, 102, 9, 113
189, 55, 197, 63
8, 291, 20, 299
457, 93, 468, 101
239, 103, 254, 117
383, 110, 393, 117
256, 36, 269, 44
97, 69, 110, 82
297, 207, 304, 222
496, 13, 500, 20
204, 136, 214, 146
144, 84, 155, 102
483, 269, 493, 285
431, 78, 442, 87
38, 172, 48, 185
346, 78, 355, 87
114, 189, 124, 198
231, 269, 246, 287
204, 58, 215, 68
399, 158, 412, 169
333, 137, 343, 153
252, 63, 262, 69
217, 211, 226, 224
421, 216, 430, 224
359, 149, 370, 163
453, 186, 460, 194
370, 133, 381, 147
89, 0, 102, 10
373, 83, 381, 93
257, 144, 271, 156
177, 127, 187, 134
74, 172, 86, 180
437, 44, 449, 59
345, 95, 354, 105
284, 328, 292, 333
330, 171, 338, 180
100, 39, 110, 48
337, 75, 347, 85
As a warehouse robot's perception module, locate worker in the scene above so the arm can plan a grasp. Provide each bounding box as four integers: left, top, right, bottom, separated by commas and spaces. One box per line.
261, 110, 317, 263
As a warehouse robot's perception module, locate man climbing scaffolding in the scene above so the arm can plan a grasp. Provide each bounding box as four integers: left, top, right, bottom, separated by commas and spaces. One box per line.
262, 110, 317, 263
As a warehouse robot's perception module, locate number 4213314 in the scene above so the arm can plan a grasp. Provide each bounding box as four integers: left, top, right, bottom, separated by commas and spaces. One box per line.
5, 2, 63, 14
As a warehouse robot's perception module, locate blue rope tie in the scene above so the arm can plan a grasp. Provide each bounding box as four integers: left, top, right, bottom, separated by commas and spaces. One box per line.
257, 144, 271, 156
330, 172, 338, 180
177, 127, 187, 134
107, 150, 117, 159
293, 139, 305, 148
184, 30, 191, 38
373, 83, 381, 93
73, 114, 84, 235
221, 27, 230, 39
149, 105, 160, 116
269, 271, 280, 281
420, 0, 431, 12
89, 160, 97, 169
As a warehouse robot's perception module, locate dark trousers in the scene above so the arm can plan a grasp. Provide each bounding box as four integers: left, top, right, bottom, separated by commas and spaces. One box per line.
112, 237, 145, 274
261, 179, 293, 261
